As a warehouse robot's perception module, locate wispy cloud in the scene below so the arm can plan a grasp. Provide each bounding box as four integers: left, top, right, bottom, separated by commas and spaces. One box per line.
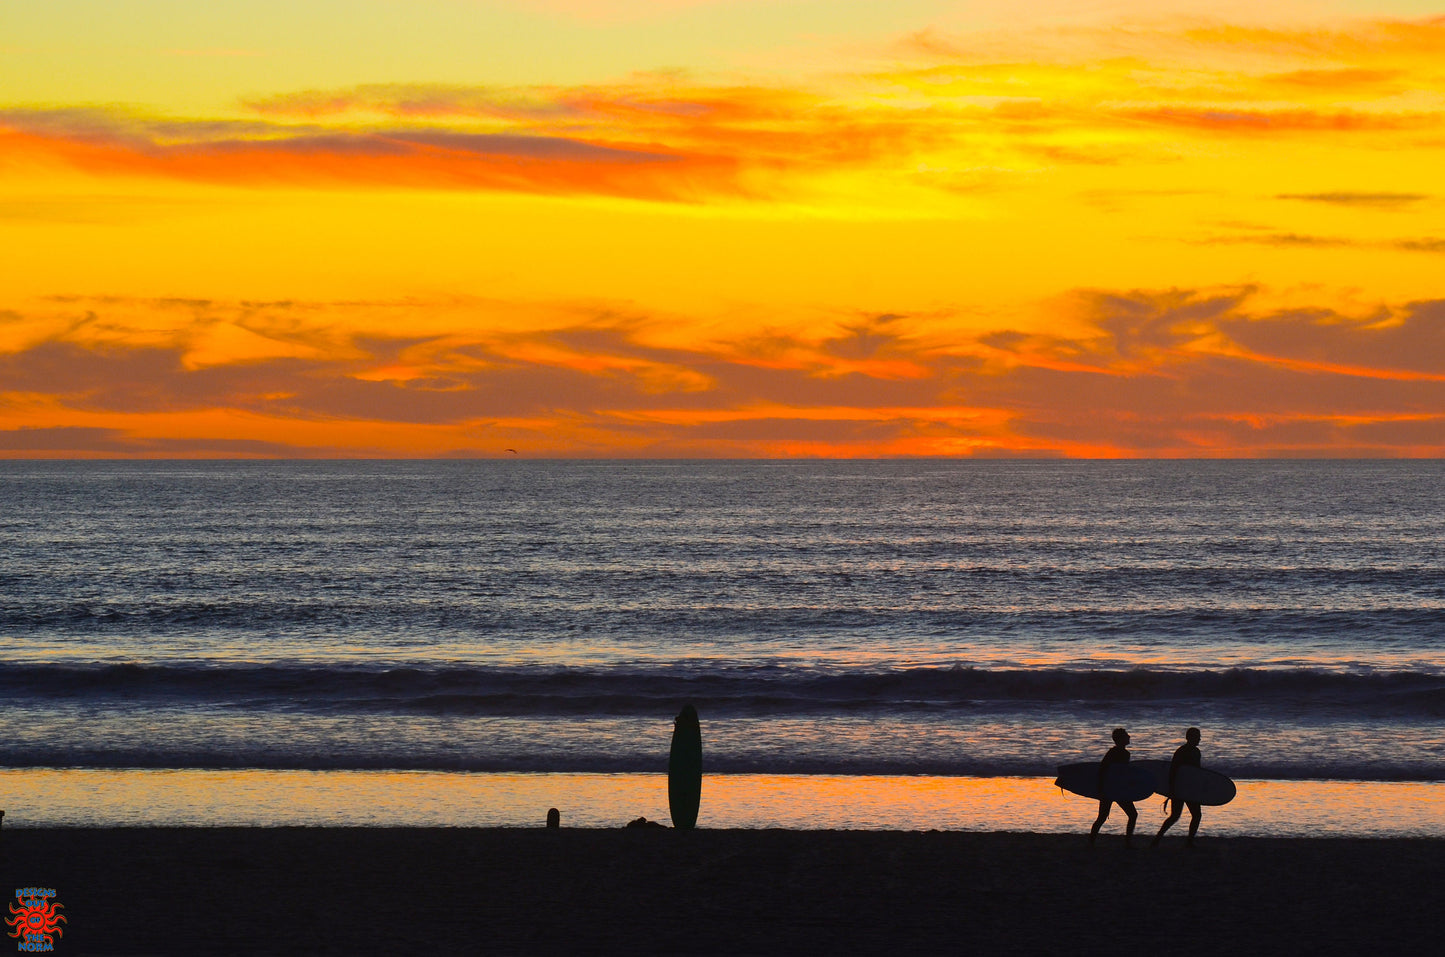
0, 426, 303, 456
1277, 191, 1429, 208
0, 107, 721, 200
1172, 18, 1445, 60
7, 14, 1445, 458
1187, 231, 1445, 254
1120, 107, 1436, 135
8, 15, 1442, 205
1263, 68, 1405, 92
1393, 237, 1445, 253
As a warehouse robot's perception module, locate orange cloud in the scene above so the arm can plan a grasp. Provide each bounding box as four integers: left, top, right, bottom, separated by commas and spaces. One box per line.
1120, 107, 1436, 135
1187, 230, 1445, 254
1263, 68, 1406, 92
1275, 192, 1429, 208
9, 13, 1445, 208
6, 15, 1445, 458
3, 288, 1442, 458
1174, 18, 1445, 60
0, 113, 735, 201
247, 80, 952, 179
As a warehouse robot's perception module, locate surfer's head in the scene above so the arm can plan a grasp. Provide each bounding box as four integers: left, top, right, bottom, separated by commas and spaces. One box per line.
1186, 727, 1201, 744
1111, 727, 1129, 745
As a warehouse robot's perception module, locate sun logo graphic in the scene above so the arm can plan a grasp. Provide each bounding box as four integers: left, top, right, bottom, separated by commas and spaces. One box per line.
6, 889, 65, 953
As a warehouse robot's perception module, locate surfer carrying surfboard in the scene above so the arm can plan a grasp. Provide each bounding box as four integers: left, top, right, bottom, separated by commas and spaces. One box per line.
1151, 727, 1203, 848
1089, 728, 1139, 846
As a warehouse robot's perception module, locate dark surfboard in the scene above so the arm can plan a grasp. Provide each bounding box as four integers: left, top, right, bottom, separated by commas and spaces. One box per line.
1136, 760, 1237, 806
1054, 762, 1155, 802
668, 704, 702, 829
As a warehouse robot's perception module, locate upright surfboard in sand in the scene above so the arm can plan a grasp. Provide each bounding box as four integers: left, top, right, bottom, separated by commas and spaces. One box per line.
1054, 762, 1155, 803
1135, 759, 1237, 806
668, 704, 702, 829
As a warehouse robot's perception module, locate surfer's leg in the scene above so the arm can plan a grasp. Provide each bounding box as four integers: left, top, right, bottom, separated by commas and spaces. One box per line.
1121, 800, 1138, 845
1151, 799, 1182, 847
1185, 802, 1201, 845
1090, 799, 1111, 843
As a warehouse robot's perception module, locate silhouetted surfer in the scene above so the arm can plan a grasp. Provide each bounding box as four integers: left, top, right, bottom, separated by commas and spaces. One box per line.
1151, 727, 1203, 848
1090, 728, 1138, 846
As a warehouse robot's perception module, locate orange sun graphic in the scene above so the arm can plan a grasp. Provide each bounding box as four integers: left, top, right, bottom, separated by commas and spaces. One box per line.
6, 897, 66, 946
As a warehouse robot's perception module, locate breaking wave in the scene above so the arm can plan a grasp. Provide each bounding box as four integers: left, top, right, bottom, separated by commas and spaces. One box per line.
4, 661, 1441, 716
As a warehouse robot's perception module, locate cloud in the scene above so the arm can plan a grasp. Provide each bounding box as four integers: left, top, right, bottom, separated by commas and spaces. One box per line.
1394, 238, 1445, 253
1120, 107, 1434, 135
4, 79, 957, 203
0, 426, 306, 456
9, 12, 1445, 209
1222, 297, 1445, 381
0, 426, 141, 452
245, 84, 589, 122
881, 15, 1445, 167
1187, 231, 1445, 254
956, 287, 1445, 454
0, 106, 738, 202
2, 287, 1443, 457
249, 80, 944, 171
1263, 68, 1406, 92
1233, 233, 1357, 248
1277, 192, 1429, 208
1174, 18, 1445, 60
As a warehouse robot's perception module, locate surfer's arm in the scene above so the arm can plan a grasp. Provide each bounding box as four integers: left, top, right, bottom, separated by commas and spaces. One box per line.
1168, 747, 1189, 793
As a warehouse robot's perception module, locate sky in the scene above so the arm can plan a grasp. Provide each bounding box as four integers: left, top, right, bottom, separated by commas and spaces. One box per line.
3, 1, 1444, 457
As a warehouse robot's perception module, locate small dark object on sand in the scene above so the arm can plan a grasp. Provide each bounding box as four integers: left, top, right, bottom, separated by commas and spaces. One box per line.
626, 816, 667, 829
546, 808, 560, 829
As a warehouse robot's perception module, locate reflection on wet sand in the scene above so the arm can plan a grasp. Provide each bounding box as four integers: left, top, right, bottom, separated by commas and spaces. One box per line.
1, 768, 1442, 837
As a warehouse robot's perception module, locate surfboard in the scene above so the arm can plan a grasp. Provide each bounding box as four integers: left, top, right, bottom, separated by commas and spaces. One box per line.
1054, 761, 1155, 802
668, 704, 702, 829
1135, 759, 1237, 806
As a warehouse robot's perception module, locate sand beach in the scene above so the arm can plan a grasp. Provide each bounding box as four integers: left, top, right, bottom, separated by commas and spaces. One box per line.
3, 826, 1440, 955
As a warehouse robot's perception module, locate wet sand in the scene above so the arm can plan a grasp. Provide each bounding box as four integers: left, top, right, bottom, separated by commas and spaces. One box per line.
2, 827, 1440, 954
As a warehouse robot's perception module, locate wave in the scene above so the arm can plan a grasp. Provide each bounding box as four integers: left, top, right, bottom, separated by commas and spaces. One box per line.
0, 743, 1439, 782
4, 661, 1442, 717
4, 602, 1441, 630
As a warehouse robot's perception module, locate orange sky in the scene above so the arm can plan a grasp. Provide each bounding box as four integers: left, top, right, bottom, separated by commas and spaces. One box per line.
3, 3, 1443, 456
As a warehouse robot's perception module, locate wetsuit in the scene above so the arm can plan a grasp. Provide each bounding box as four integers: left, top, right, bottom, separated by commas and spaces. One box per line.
1090, 744, 1138, 842
1153, 741, 1203, 845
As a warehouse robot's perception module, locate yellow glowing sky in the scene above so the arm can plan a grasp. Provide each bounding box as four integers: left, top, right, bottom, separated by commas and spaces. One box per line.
3, 1, 1444, 456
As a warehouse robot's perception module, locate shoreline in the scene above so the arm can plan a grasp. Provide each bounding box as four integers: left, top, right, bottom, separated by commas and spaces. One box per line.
3, 828, 1440, 954
4, 768, 1444, 837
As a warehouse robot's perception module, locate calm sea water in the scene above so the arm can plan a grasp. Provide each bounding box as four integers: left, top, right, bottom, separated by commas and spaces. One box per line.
1, 460, 1442, 787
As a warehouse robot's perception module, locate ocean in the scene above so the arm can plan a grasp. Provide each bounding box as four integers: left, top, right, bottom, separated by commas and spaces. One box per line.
1, 459, 1442, 832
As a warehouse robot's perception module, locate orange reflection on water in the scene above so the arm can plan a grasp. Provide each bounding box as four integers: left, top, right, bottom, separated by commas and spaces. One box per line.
0, 770, 1440, 837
